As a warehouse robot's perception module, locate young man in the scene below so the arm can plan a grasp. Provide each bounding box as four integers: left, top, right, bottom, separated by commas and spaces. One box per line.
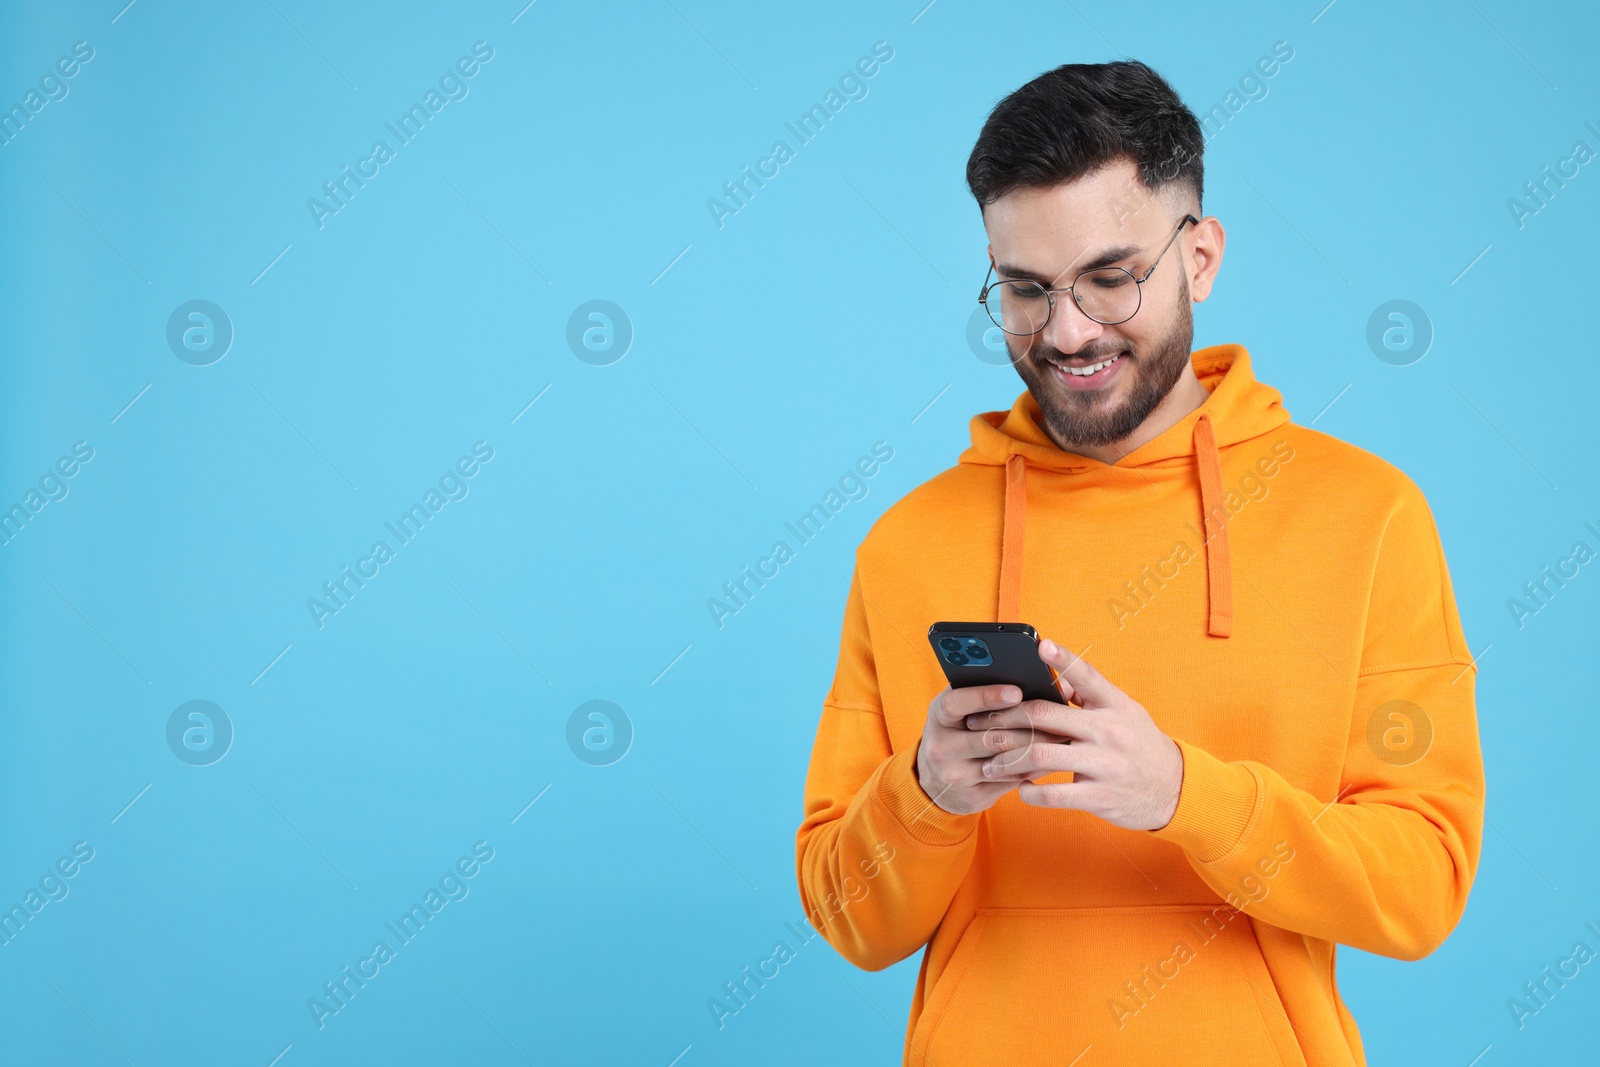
795, 60, 1485, 1066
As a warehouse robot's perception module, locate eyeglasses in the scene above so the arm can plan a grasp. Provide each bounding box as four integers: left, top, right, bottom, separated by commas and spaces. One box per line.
978, 214, 1198, 333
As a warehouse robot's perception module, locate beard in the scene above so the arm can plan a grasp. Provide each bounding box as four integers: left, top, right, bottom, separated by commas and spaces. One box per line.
1008, 274, 1194, 450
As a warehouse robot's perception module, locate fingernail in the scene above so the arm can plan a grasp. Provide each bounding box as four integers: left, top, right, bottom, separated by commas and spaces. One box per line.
982, 760, 994, 778
1003, 687, 1020, 703
1040, 639, 1057, 657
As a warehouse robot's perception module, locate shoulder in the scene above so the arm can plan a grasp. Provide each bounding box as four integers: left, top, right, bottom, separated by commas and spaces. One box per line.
854, 462, 997, 572
1274, 422, 1431, 516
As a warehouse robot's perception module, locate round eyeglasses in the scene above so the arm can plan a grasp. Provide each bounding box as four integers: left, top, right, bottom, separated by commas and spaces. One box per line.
978, 214, 1198, 334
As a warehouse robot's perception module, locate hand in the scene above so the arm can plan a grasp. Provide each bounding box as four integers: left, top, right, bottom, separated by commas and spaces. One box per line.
962, 638, 1184, 831
915, 682, 1075, 816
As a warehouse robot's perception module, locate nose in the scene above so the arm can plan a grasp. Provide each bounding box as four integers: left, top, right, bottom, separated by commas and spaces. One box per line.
1041, 288, 1106, 355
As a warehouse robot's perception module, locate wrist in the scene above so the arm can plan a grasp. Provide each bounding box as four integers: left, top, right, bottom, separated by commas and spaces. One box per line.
1153, 737, 1184, 830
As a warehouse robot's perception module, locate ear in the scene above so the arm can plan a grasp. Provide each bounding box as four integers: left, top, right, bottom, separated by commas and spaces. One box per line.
1185, 215, 1226, 303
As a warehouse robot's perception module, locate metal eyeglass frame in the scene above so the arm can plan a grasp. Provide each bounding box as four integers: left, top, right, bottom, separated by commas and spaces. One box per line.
978, 213, 1199, 333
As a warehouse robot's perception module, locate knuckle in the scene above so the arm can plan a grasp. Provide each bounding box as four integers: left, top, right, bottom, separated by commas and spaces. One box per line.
990, 742, 1026, 764
1023, 701, 1055, 728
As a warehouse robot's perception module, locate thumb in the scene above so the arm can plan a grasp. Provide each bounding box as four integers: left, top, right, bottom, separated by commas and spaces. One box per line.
1039, 638, 1116, 708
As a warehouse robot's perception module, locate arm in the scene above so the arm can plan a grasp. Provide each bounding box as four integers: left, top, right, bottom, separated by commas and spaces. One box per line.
1148, 482, 1486, 960
794, 567, 982, 971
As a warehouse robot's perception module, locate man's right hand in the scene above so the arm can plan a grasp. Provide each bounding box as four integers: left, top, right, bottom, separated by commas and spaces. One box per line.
913, 684, 1068, 816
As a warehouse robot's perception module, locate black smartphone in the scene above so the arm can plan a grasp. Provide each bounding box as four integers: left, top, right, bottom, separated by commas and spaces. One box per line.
927, 621, 1066, 704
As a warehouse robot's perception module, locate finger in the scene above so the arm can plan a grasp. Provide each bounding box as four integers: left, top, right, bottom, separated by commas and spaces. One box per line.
979, 737, 1089, 780
975, 779, 1030, 799
963, 703, 1081, 735
977, 725, 1079, 771
1017, 779, 1098, 809
984, 764, 1055, 782
984, 772, 1043, 785
1037, 639, 1118, 708
933, 683, 1021, 728
964, 701, 1091, 740
956, 723, 1073, 762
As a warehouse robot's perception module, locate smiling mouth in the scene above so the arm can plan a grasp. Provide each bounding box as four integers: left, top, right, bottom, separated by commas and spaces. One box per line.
1051, 354, 1123, 376
1042, 350, 1129, 388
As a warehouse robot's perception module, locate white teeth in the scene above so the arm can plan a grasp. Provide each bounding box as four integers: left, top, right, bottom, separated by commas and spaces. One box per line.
1058, 355, 1120, 376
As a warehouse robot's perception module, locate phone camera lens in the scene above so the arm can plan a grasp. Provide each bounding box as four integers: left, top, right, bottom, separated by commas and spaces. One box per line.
939, 637, 962, 652
965, 640, 991, 660
945, 651, 968, 665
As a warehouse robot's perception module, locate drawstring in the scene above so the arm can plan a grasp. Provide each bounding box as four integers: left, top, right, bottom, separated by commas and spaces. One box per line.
994, 414, 1233, 637
1193, 412, 1233, 637
998, 454, 1027, 620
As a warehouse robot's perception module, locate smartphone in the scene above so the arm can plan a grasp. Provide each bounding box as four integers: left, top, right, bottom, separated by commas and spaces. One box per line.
927, 622, 1065, 704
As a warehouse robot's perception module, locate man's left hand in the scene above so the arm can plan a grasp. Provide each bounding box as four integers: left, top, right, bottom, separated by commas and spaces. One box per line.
962, 638, 1185, 831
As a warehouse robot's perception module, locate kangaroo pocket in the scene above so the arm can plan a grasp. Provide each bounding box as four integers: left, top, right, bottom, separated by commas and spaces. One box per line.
910, 905, 1308, 1067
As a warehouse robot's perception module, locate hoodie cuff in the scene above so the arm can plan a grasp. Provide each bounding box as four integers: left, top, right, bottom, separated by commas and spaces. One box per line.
1147, 737, 1261, 864
871, 742, 982, 847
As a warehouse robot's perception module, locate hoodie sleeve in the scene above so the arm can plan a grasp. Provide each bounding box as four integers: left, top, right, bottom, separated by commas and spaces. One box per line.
795, 564, 983, 972
1147, 480, 1486, 961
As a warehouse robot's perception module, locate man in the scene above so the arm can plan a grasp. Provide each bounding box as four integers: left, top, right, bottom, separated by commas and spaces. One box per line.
794, 60, 1484, 1066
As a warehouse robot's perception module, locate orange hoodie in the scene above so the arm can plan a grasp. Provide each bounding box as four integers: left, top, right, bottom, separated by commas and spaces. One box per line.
795, 344, 1485, 1066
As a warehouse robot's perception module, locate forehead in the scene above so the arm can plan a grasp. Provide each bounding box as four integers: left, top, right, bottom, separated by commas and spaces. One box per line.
983, 160, 1173, 278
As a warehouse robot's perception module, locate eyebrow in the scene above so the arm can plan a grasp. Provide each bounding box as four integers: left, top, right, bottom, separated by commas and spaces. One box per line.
997, 242, 1144, 285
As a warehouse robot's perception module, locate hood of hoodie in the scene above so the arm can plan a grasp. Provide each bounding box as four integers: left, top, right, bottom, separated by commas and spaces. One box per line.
955, 343, 1291, 638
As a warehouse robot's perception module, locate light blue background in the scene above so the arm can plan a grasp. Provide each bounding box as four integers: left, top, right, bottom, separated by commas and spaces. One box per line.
2, 1, 1596, 1063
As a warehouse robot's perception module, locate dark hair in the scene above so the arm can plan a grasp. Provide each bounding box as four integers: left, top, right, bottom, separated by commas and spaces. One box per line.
966, 59, 1204, 215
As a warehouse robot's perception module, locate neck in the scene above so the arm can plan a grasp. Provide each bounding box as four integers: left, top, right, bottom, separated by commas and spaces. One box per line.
1047, 364, 1212, 465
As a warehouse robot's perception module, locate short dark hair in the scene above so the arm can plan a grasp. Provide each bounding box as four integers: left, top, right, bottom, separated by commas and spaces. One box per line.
966, 59, 1204, 216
